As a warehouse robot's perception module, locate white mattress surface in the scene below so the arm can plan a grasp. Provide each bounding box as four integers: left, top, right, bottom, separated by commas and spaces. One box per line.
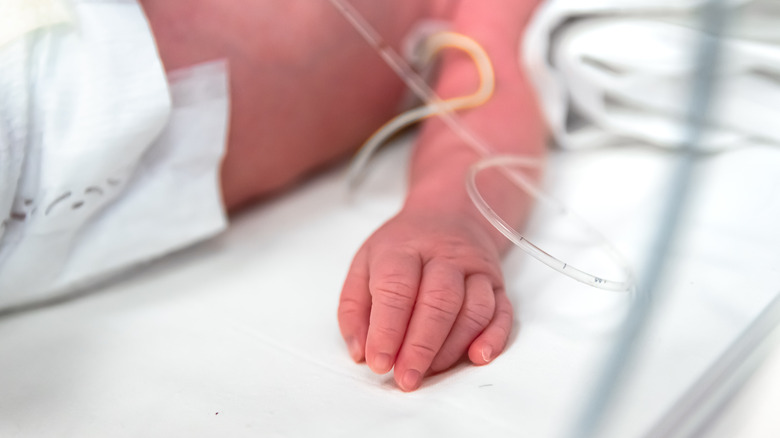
2, 136, 779, 437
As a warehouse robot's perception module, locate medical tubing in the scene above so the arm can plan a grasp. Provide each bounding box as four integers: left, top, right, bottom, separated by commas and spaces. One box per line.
467, 156, 633, 292
347, 31, 495, 187
327, 0, 492, 158
328, 0, 635, 292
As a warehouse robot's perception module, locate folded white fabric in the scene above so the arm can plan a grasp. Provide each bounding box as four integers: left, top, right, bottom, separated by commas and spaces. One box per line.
523, 0, 780, 151
0, 1, 229, 309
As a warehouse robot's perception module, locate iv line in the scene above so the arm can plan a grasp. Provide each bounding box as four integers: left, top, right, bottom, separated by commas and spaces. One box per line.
328, 0, 635, 293
347, 30, 495, 188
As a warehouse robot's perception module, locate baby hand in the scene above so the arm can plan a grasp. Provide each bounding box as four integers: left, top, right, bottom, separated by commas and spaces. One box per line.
338, 208, 514, 391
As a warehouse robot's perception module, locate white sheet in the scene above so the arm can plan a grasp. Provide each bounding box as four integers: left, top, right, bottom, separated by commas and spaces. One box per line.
1, 132, 779, 437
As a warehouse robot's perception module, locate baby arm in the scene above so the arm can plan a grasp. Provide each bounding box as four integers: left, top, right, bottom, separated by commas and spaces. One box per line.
337, 0, 546, 391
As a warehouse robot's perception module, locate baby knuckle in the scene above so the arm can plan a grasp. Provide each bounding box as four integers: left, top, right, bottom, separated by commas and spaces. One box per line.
338, 297, 364, 316
492, 309, 514, 338
371, 280, 417, 308
460, 306, 492, 330
494, 322, 511, 340
375, 324, 405, 338
408, 341, 438, 357
417, 302, 457, 323
419, 289, 462, 319
497, 304, 514, 322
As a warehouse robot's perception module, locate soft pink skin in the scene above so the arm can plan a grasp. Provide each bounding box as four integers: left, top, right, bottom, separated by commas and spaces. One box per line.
141, 0, 545, 391
141, 0, 446, 207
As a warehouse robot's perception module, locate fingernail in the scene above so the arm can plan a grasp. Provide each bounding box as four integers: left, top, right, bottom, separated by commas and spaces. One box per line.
373, 353, 393, 374
401, 369, 422, 392
482, 346, 493, 363
347, 338, 363, 363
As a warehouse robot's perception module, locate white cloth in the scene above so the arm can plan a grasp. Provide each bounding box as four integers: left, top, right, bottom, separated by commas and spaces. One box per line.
1, 137, 779, 438
522, 0, 780, 151
0, 0, 229, 309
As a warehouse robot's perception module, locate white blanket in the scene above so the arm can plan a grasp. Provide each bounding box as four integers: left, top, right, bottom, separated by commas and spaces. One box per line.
523, 0, 780, 151
0, 1, 228, 308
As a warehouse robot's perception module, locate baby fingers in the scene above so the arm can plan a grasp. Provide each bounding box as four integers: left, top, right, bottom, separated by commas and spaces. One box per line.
337, 250, 372, 363
363, 248, 423, 375
339, 243, 511, 392
468, 286, 513, 366
392, 260, 466, 391
429, 273, 496, 373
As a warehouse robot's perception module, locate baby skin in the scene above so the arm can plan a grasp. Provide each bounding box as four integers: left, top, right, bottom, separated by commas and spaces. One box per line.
140, 0, 545, 391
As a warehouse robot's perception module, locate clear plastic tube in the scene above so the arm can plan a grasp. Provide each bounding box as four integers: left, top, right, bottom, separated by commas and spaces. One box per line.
347, 31, 495, 187
328, 0, 635, 293
467, 155, 634, 292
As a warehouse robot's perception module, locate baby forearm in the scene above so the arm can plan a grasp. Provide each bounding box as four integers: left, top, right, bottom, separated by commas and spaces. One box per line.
405, 0, 547, 251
